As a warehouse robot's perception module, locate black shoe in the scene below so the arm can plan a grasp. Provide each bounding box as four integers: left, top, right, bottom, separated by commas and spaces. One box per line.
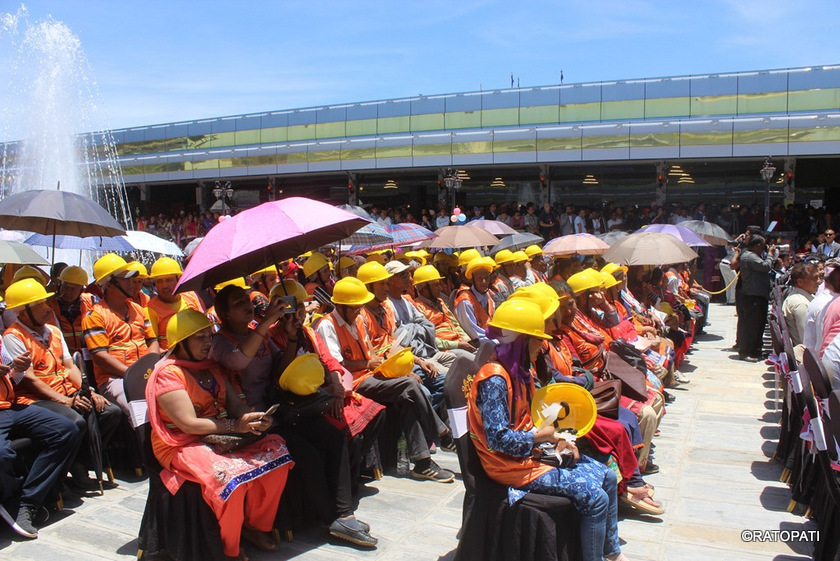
410, 460, 455, 483
440, 433, 457, 453
68, 463, 101, 492
740, 355, 761, 363
663, 391, 676, 404
0, 504, 38, 539
642, 462, 660, 475
329, 517, 378, 548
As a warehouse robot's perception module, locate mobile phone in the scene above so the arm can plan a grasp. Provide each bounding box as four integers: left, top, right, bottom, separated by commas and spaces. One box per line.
264, 403, 280, 416
281, 295, 297, 314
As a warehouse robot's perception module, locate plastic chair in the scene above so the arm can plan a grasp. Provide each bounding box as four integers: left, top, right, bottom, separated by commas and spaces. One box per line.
803, 347, 832, 401
444, 355, 581, 561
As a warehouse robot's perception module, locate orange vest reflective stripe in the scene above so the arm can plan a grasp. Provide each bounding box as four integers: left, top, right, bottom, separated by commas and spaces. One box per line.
147, 292, 205, 351
414, 296, 463, 342
359, 303, 396, 356
467, 360, 553, 487
82, 299, 152, 388
7, 322, 74, 405
557, 318, 606, 373
319, 313, 373, 388
0, 373, 13, 410
454, 285, 495, 329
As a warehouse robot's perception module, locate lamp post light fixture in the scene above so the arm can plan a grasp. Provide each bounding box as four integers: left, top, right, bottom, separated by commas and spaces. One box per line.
213, 180, 234, 215
760, 157, 776, 231
443, 168, 462, 213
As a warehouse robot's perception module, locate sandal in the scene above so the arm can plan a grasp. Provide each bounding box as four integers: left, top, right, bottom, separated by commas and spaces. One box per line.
620, 490, 664, 515
242, 526, 277, 552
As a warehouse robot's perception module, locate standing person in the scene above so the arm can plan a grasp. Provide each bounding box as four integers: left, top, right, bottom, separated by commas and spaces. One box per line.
719, 243, 738, 305
559, 205, 576, 236
538, 203, 556, 240
146, 257, 205, 352
817, 230, 840, 258
574, 208, 588, 234
82, 254, 160, 416
524, 204, 539, 234
467, 298, 626, 561
736, 236, 774, 362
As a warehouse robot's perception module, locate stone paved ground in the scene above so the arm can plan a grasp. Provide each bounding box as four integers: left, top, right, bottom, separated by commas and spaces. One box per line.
0, 303, 821, 560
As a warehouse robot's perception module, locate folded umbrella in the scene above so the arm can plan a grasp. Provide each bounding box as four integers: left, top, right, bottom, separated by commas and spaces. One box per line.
635, 224, 711, 247
491, 232, 544, 254
421, 225, 499, 249
543, 233, 610, 256
176, 197, 367, 292
678, 220, 733, 246
603, 232, 698, 266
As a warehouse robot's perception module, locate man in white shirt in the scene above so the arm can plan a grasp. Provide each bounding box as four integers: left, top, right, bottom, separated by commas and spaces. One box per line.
573, 209, 587, 234
803, 260, 840, 352
435, 210, 450, 229
783, 262, 820, 352
376, 210, 392, 228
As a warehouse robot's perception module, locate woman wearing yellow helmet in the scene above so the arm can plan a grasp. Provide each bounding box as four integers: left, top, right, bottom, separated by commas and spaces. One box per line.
147, 309, 292, 559
466, 298, 626, 561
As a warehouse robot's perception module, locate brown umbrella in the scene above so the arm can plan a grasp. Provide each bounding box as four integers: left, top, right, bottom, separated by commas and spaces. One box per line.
421, 225, 499, 249
602, 232, 698, 265
543, 233, 610, 256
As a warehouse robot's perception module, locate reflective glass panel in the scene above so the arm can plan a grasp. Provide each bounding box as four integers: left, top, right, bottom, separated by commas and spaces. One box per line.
377, 116, 410, 134
410, 113, 445, 132
481, 107, 519, 127
445, 111, 481, 129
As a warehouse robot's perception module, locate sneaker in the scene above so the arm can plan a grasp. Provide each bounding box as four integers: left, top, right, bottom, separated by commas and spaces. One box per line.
0, 504, 38, 539
641, 462, 660, 475
673, 371, 690, 384
410, 460, 455, 483
329, 516, 378, 548
440, 433, 458, 453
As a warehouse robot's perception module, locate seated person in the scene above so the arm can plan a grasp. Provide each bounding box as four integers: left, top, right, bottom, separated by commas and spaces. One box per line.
412, 265, 476, 358
454, 257, 497, 344
467, 298, 628, 561
147, 310, 293, 560
314, 277, 453, 483
4, 279, 122, 492
782, 262, 819, 354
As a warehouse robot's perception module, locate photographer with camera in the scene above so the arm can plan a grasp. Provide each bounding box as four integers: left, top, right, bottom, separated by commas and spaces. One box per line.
735, 235, 774, 362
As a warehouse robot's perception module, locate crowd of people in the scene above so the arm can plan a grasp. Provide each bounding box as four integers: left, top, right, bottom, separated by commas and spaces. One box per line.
0, 231, 716, 560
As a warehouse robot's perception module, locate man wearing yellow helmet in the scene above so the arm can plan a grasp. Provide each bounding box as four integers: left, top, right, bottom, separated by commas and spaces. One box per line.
124, 262, 151, 308
47, 266, 97, 357
453, 257, 496, 344
412, 265, 476, 356
147, 257, 205, 351
82, 254, 160, 416
525, 244, 548, 284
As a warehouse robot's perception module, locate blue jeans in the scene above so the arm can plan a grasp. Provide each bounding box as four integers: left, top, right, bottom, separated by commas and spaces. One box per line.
521, 456, 620, 561
0, 404, 82, 508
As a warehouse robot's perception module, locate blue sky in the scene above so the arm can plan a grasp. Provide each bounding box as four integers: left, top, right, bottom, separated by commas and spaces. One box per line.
2, 0, 839, 132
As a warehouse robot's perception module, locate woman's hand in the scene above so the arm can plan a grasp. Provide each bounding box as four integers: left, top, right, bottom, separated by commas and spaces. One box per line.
533, 424, 560, 445
235, 411, 272, 435
556, 438, 580, 461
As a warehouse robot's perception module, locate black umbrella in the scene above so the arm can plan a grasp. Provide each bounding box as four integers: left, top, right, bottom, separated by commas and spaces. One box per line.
74, 352, 105, 495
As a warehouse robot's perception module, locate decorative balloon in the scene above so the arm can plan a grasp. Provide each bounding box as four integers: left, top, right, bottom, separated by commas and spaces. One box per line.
450, 214, 457, 223
458, 214, 467, 223
453, 207, 461, 215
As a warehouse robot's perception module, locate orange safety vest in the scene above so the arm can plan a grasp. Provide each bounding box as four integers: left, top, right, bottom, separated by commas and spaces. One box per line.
48, 293, 95, 356
359, 303, 396, 356
147, 292, 205, 351
467, 360, 553, 487
6, 322, 74, 405
453, 284, 495, 329
316, 313, 373, 388
0, 372, 14, 410
491, 275, 513, 300
545, 337, 574, 378
133, 291, 150, 308
557, 314, 607, 373
82, 299, 152, 388
414, 295, 465, 342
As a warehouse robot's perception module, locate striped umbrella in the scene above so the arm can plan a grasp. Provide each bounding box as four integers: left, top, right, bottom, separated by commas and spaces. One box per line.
387, 223, 437, 246
345, 222, 393, 253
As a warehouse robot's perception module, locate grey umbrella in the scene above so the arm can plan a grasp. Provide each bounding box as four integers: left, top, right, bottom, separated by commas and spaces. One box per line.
0, 240, 50, 265
491, 232, 544, 254
679, 220, 733, 246
0, 190, 126, 238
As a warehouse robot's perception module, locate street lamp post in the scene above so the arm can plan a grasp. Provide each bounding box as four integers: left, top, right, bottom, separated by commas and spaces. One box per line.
443, 168, 462, 218
213, 181, 234, 216
760, 157, 776, 231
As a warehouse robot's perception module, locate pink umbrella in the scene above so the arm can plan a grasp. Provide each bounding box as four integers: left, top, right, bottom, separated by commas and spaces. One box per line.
467, 218, 518, 236
543, 233, 610, 256
176, 197, 367, 292
635, 224, 711, 247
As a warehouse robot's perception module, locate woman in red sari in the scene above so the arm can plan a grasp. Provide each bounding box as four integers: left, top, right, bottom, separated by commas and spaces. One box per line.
146, 309, 293, 561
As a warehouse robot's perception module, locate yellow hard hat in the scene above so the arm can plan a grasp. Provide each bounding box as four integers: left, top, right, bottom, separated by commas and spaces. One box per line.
528, 282, 560, 302
601, 263, 628, 277
494, 249, 514, 265
93, 253, 131, 283
167, 309, 215, 348
337, 256, 356, 272
251, 264, 278, 277
365, 253, 386, 265
213, 277, 249, 292
511, 250, 529, 264
600, 271, 621, 290
269, 279, 311, 305
58, 265, 88, 287
5, 278, 55, 310
567, 268, 604, 296
150, 257, 183, 278
12, 265, 48, 286
303, 253, 329, 278
458, 248, 481, 267
525, 244, 544, 258
465, 256, 496, 280
356, 261, 392, 285
488, 298, 552, 340
413, 264, 444, 286
331, 277, 374, 306
531, 383, 597, 437
656, 302, 675, 316
278, 353, 325, 396
125, 261, 149, 279
372, 348, 415, 379
404, 251, 427, 265
433, 251, 451, 264
511, 286, 559, 320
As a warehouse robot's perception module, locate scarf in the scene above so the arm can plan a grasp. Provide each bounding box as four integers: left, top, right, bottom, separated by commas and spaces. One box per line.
486, 325, 532, 400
